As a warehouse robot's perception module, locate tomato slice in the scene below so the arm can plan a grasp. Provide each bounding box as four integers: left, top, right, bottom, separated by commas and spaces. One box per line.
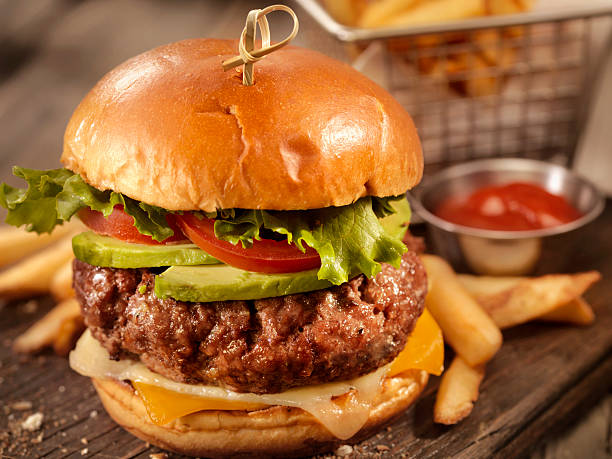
78, 205, 188, 245
172, 213, 321, 273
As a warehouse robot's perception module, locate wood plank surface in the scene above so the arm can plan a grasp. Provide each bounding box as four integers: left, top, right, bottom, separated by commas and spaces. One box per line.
0, 1, 610, 458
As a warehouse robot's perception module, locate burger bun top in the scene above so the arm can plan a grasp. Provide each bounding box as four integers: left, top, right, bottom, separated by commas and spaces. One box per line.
61, 39, 422, 211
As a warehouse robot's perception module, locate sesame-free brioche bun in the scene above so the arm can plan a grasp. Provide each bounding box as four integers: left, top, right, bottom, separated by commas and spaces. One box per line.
92, 370, 428, 458
61, 39, 422, 212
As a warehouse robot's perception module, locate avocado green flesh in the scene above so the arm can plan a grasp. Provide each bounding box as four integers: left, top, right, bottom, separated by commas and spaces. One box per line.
154, 264, 333, 302
72, 231, 219, 268
380, 198, 411, 240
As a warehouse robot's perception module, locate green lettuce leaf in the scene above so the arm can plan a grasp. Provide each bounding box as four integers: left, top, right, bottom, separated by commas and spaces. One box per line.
0, 166, 413, 284
0, 167, 73, 233
211, 196, 411, 285
372, 195, 407, 218
0, 167, 174, 241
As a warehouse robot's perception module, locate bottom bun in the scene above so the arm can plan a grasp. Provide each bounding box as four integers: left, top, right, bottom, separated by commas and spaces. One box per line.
92, 370, 428, 458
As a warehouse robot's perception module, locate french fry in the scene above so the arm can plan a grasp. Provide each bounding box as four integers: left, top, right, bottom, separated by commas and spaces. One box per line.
458, 272, 601, 329
0, 236, 75, 299
13, 298, 81, 354
359, 0, 421, 28
487, 0, 533, 15
0, 221, 80, 268
457, 274, 522, 297
53, 314, 85, 356
434, 356, 485, 425
485, 0, 531, 38
473, 29, 517, 68
50, 258, 75, 301
455, 53, 500, 97
323, 0, 368, 26
421, 255, 502, 366
539, 297, 595, 326
386, 0, 487, 27
411, 35, 506, 97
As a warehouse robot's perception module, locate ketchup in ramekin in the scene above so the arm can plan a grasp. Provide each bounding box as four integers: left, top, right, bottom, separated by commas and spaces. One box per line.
434, 182, 582, 231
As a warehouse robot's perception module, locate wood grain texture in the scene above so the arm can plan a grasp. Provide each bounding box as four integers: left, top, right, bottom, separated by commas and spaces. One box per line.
0, 1, 610, 458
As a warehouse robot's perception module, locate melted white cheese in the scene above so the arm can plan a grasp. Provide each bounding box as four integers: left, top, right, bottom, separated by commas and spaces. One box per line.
70, 330, 389, 439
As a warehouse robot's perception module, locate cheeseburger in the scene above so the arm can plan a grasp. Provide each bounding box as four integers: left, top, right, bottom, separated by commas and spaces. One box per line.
0, 35, 443, 456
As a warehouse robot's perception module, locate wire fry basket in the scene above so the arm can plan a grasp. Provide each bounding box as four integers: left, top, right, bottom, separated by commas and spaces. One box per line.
296, 1, 612, 169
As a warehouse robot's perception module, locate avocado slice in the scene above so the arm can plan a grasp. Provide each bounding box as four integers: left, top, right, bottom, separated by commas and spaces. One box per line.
380, 198, 411, 240
73, 231, 219, 268
154, 264, 333, 302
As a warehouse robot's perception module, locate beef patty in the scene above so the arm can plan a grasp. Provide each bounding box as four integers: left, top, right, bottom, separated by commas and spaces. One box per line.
73, 251, 427, 394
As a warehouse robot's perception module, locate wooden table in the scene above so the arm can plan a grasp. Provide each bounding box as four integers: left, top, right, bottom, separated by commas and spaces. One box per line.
0, 1, 610, 458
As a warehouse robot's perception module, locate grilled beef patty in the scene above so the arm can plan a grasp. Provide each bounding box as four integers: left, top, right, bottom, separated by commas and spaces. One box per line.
73, 251, 427, 394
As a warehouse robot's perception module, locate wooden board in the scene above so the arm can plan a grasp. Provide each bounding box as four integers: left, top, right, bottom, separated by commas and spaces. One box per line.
0, 1, 610, 458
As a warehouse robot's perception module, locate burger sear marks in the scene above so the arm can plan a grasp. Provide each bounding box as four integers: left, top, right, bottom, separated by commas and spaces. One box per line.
73, 251, 427, 394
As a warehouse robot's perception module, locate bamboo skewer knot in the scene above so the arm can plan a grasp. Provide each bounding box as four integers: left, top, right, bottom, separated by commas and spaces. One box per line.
222, 4, 299, 86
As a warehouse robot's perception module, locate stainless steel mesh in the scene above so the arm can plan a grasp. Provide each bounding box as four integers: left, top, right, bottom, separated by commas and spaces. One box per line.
296, 1, 612, 169
385, 18, 606, 168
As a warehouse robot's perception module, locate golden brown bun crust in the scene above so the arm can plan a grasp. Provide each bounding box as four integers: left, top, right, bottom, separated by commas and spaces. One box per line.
61, 39, 423, 211
92, 370, 428, 458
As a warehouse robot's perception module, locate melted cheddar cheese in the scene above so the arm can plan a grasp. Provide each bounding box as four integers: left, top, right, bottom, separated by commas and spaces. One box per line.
133, 381, 268, 425
389, 308, 444, 377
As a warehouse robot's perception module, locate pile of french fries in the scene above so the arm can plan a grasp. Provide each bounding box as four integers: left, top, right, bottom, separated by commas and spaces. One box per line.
1, 225, 601, 427
325, 0, 535, 97
422, 254, 600, 424
326, 0, 535, 28
0, 221, 85, 356
324, 0, 535, 28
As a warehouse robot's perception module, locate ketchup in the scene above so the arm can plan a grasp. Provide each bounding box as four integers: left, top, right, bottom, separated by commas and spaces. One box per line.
434, 182, 581, 231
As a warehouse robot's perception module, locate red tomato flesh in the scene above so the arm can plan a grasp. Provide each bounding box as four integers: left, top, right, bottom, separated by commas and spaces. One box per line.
435, 182, 581, 231
171, 213, 321, 273
78, 205, 188, 245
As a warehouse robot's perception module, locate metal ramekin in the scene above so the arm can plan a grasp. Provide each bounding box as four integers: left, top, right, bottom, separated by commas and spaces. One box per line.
411, 158, 605, 275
